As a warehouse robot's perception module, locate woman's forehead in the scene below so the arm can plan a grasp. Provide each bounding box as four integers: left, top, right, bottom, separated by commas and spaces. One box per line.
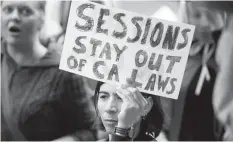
187, 3, 211, 14
99, 83, 118, 93
2, 1, 40, 9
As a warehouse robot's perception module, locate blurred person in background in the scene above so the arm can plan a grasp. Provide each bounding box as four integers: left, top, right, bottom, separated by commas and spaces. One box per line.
200, 1, 233, 140
169, 1, 225, 141
1, 1, 96, 141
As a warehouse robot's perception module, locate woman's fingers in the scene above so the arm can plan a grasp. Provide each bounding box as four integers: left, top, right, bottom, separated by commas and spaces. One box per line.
118, 84, 147, 115
116, 87, 133, 104
126, 78, 137, 88
125, 78, 147, 108
117, 86, 141, 109
135, 90, 148, 107
117, 80, 148, 115
128, 87, 147, 113
127, 88, 143, 110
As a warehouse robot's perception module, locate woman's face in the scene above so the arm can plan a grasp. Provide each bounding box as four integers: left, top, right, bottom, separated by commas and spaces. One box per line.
187, 3, 223, 42
1, 1, 44, 45
97, 83, 141, 133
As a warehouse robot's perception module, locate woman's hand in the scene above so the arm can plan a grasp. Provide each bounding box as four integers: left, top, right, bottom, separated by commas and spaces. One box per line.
116, 78, 148, 129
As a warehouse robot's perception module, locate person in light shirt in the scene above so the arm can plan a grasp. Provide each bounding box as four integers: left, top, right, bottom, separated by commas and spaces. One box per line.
1, 1, 96, 141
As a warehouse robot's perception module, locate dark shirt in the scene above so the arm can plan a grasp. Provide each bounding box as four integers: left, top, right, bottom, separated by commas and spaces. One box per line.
1, 46, 96, 141
178, 30, 222, 140
168, 30, 222, 141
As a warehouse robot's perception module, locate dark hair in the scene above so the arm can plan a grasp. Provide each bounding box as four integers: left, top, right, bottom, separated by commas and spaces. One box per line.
93, 81, 164, 138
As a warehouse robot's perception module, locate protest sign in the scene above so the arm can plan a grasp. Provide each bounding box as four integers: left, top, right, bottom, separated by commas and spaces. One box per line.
59, 1, 195, 99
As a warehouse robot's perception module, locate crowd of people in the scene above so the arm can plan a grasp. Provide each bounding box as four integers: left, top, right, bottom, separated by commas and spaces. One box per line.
1, 0, 232, 141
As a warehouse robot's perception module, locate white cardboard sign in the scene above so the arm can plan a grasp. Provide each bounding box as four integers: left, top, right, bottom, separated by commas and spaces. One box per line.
59, 1, 195, 99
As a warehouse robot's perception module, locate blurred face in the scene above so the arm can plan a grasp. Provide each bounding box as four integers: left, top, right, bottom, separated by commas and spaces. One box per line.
187, 3, 223, 42
97, 83, 141, 133
1, 1, 44, 45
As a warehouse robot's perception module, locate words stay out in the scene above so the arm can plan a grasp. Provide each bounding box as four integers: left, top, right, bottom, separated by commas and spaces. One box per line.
59, 1, 195, 99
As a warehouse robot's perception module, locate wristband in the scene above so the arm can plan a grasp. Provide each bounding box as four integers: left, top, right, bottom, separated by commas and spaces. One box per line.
114, 132, 126, 137
114, 126, 130, 137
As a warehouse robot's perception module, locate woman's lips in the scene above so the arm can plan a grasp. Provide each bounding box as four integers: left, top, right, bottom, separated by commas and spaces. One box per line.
104, 119, 118, 125
8, 26, 21, 36
9, 26, 21, 32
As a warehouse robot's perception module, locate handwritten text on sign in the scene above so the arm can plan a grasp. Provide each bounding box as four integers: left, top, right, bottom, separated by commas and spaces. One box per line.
59, 1, 195, 99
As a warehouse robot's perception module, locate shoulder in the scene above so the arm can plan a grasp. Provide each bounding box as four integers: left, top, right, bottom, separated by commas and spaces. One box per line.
31, 66, 92, 102
43, 67, 84, 83
53, 69, 87, 92
54, 70, 92, 99
38, 67, 88, 94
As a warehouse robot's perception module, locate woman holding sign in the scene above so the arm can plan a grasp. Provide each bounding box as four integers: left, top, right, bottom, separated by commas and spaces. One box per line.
93, 78, 164, 141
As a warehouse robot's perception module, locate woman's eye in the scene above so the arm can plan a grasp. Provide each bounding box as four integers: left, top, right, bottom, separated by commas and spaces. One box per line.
100, 95, 106, 99
20, 8, 32, 16
3, 6, 13, 14
99, 94, 108, 100
117, 97, 122, 101
117, 95, 122, 101
193, 12, 201, 19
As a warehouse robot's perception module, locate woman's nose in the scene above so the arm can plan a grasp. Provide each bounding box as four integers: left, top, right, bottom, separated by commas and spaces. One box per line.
105, 97, 118, 113
199, 15, 210, 28
10, 9, 21, 23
